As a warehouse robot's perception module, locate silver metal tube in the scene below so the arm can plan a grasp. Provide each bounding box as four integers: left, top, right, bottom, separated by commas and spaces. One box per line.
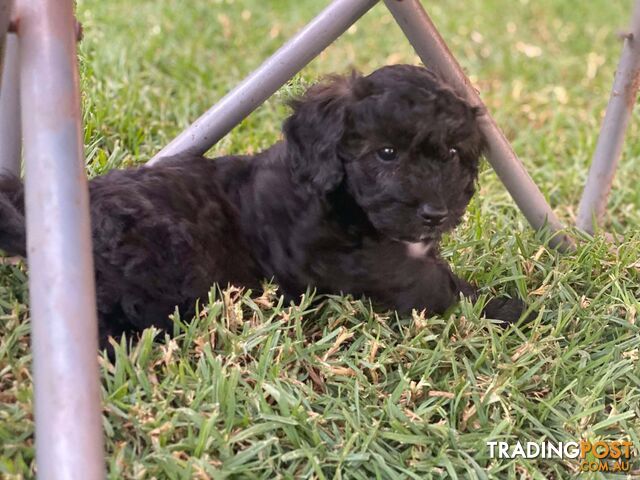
0, 34, 21, 175
384, 0, 572, 250
149, 0, 379, 164
0, 0, 13, 79
18, 0, 104, 477
0, 0, 13, 87
576, 0, 640, 234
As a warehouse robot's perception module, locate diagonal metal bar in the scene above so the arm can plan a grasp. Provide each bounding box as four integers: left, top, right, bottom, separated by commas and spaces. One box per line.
384, 0, 573, 250
149, 0, 379, 164
0, 33, 21, 175
18, 0, 104, 476
576, 0, 640, 234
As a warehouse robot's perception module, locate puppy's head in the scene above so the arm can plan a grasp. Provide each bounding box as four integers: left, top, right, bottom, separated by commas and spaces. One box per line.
283, 64, 486, 242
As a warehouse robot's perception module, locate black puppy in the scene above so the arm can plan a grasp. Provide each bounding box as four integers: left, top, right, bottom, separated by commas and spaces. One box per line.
0, 65, 527, 347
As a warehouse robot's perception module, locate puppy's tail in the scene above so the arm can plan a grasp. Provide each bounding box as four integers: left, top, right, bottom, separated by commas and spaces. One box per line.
0, 174, 26, 257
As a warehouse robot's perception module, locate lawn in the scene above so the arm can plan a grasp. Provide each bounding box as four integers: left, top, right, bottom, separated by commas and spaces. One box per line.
1, 0, 640, 478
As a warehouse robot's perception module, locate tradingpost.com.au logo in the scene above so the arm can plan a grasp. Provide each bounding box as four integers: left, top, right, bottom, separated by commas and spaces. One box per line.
487, 440, 636, 473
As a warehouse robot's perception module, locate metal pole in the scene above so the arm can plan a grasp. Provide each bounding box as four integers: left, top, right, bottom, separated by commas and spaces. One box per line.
0, 34, 21, 175
0, 0, 13, 85
0, 0, 13, 91
576, 0, 640, 234
149, 0, 379, 164
384, 0, 573, 250
0, 1, 19, 176
18, 0, 104, 477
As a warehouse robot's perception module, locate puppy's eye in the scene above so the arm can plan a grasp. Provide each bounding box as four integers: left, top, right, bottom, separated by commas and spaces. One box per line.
376, 147, 398, 162
448, 147, 459, 160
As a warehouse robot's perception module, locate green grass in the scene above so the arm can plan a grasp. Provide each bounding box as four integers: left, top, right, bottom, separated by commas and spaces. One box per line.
2, 0, 640, 478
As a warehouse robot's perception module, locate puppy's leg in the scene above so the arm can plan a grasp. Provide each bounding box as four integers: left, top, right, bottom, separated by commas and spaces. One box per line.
363, 242, 530, 324
359, 242, 469, 315
482, 297, 532, 325
430, 265, 532, 326
394, 256, 468, 314
445, 269, 532, 325
0, 175, 26, 257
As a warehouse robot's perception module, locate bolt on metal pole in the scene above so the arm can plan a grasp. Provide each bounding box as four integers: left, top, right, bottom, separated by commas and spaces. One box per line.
18, 0, 104, 477
149, 0, 379, 164
0, 34, 21, 175
576, 0, 640, 234
384, 0, 573, 250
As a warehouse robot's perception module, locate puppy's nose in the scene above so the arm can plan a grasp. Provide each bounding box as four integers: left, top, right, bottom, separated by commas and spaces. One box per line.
418, 204, 448, 227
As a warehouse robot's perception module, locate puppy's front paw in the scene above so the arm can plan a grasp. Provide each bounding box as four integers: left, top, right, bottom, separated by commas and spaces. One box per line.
482, 297, 535, 326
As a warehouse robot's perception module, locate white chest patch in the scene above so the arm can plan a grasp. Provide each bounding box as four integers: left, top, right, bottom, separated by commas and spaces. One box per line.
404, 241, 433, 259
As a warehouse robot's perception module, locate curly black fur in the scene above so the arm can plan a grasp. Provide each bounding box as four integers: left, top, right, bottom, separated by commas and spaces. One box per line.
0, 65, 528, 348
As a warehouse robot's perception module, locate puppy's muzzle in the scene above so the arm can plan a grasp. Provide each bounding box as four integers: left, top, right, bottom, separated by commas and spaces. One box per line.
418, 203, 448, 227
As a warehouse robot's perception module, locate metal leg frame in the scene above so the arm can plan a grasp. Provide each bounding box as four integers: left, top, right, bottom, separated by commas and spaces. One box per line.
149, 0, 378, 161
0, 33, 21, 174
0, 0, 11, 77
15, 0, 104, 477
384, 0, 572, 250
576, 0, 640, 234
149, 0, 572, 250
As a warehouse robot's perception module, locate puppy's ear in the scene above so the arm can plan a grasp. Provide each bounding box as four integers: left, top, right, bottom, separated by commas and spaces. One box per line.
283, 74, 358, 192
